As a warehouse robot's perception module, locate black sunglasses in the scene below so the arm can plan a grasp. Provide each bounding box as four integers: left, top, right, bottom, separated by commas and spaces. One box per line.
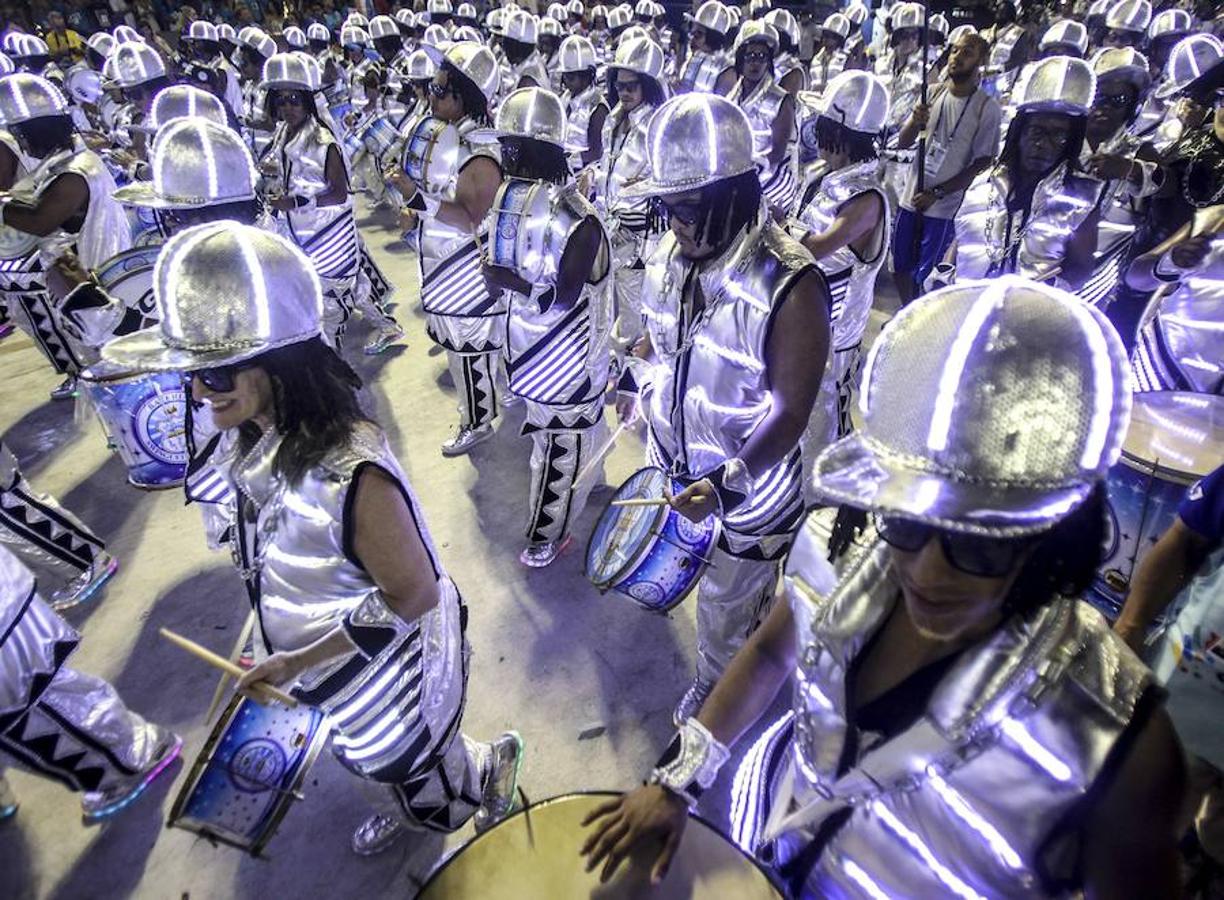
186, 364, 246, 393
614, 78, 642, 91
876, 516, 1035, 578
652, 196, 704, 226
428, 81, 460, 99
274, 93, 308, 107
1095, 91, 1133, 110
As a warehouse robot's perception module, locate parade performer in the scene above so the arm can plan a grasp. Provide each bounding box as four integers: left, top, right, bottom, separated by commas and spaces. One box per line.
235, 27, 278, 159
260, 53, 402, 354
387, 42, 505, 456
677, 0, 737, 96
597, 35, 667, 362
0, 73, 130, 399
556, 36, 609, 173
728, 21, 797, 216
763, 9, 805, 95
874, 2, 930, 207
807, 13, 850, 97
615, 94, 832, 724
94, 221, 524, 855
944, 57, 1103, 291
484, 87, 612, 568
583, 277, 1184, 900
0, 441, 115, 611
498, 10, 551, 98
787, 70, 889, 441
0, 544, 179, 821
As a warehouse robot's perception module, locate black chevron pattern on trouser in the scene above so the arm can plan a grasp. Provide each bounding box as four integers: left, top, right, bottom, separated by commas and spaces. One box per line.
459, 353, 497, 429
526, 431, 581, 545
14, 293, 81, 374
389, 734, 484, 833
0, 699, 109, 793
0, 481, 102, 574
357, 244, 396, 322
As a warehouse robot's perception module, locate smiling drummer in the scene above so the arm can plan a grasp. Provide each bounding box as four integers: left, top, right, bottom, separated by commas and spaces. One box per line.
614, 93, 833, 726
92, 222, 523, 857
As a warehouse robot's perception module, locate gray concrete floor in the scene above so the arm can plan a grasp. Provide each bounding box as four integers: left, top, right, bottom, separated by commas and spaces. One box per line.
0, 206, 898, 899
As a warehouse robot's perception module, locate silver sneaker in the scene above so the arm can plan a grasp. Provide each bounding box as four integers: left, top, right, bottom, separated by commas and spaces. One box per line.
519, 535, 571, 568
0, 774, 17, 821
441, 423, 494, 457
673, 677, 715, 728
50, 552, 119, 612
50, 376, 79, 401
351, 813, 406, 856
80, 729, 181, 822
363, 322, 405, 355
473, 731, 523, 834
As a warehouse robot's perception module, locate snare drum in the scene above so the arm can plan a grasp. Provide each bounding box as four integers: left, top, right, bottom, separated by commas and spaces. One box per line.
401, 115, 460, 198
586, 467, 720, 612
83, 372, 190, 489
1091, 392, 1224, 618
168, 695, 327, 857
95, 245, 161, 326
418, 792, 783, 899
361, 115, 400, 162
488, 178, 552, 283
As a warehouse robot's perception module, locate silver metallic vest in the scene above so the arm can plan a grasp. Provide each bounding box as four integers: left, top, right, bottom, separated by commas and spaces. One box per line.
273, 118, 354, 245
563, 82, 607, 165
418, 118, 500, 280
776, 528, 1154, 897
598, 101, 658, 263
21, 145, 130, 270
679, 49, 732, 94
776, 53, 807, 91
729, 76, 792, 178
876, 49, 927, 131
505, 184, 612, 406
642, 215, 820, 543
954, 163, 1103, 286
807, 49, 846, 96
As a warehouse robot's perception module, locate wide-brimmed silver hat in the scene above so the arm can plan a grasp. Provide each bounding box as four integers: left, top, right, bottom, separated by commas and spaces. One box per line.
1156, 34, 1223, 99
734, 20, 779, 52
502, 9, 539, 44
0, 73, 67, 124
217, 23, 237, 43
1013, 55, 1095, 115
810, 277, 1132, 536
557, 35, 597, 73
10, 34, 50, 59
1105, 0, 1151, 34
283, 25, 307, 48
620, 93, 755, 198
540, 17, 562, 38
607, 4, 632, 30
821, 13, 851, 40
403, 48, 437, 81
434, 41, 500, 102
369, 15, 399, 40
85, 31, 115, 59
90, 222, 323, 379
685, 0, 732, 35
497, 86, 567, 147
111, 24, 142, 44
307, 23, 330, 43
1092, 46, 1150, 92
101, 41, 166, 90
187, 20, 219, 42
262, 51, 322, 92
114, 118, 257, 209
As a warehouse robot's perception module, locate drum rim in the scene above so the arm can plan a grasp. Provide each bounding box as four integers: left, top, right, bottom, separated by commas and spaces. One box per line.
417, 790, 787, 897
167, 694, 328, 857
584, 465, 672, 589
1118, 448, 1204, 485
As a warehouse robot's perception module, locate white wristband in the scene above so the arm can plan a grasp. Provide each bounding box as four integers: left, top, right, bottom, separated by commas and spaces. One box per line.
649, 718, 730, 809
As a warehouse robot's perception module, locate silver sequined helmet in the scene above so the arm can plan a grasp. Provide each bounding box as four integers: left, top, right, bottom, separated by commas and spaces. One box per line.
567, 0, 584, 16
487, 7, 508, 33
217, 23, 237, 44
427, 0, 453, 15
147, 85, 229, 130
453, 25, 483, 43
262, 51, 323, 91
929, 13, 948, 38
845, 2, 868, 27
11, 34, 49, 60
340, 25, 370, 48
307, 23, 330, 43
612, 35, 665, 80
687, 0, 733, 36
608, 4, 632, 30
85, 31, 115, 60
369, 15, 399, 40
95, 222, 323, 376
948, 25, 976, 44
1105, 0, 1152, 34
621, 93, 755, 198
540, 17, 563, 38
1, 33, 23, 56
423, 24, 452, 50
889, 2, 925, 32
283, 25, 307, 48
1156, 34, 1224, 99
557, 35, 598, 73
550, 2, 568, 20
734, 20, 778, 53
821, 13, 851, 40
618, 25, 653, 48
440, 41, 500, 102
1149, 9, 1191, 41
765, 9, 800, 47
497, 86, 567, 147
102, 41, 166, 89
240, 27, 278, 60
1013, 56, 1095, 115
1040, 21, 1088, 55
819, 70, 890, 134
344, 12, 370, 29
502, 9, 539, 44
458, 3, 477, 20
404, 48, 437, 81
187, 20, 219, 42
811, 277, 1132, 535
111, 24, 142, 44
0, 52, 13, 76
114, 117, 257, 209
395, 9, 416, 28
0, 73, 68, 123
1092, 46, 1150, 92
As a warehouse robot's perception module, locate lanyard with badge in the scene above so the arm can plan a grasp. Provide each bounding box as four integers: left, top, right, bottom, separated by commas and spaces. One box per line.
924, 88, 977, 177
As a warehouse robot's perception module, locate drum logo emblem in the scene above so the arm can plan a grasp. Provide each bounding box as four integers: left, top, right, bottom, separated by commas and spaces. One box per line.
228, 738, 288, 793
135, 389, 190, 464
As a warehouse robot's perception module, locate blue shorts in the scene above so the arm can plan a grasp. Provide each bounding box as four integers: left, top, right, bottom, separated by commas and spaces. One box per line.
891, 207, 957, 289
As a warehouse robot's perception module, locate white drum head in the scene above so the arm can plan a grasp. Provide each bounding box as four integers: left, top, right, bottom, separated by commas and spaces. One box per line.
1122, 392, 1224, 481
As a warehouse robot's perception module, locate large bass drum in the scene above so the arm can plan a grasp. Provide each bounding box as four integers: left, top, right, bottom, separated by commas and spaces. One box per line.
418, 792, 784, 898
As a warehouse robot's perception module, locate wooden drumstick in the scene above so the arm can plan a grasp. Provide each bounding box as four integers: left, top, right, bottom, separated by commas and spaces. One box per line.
159, 627, 298, 708
202, 611, 256, 723
610, 497, 672, 508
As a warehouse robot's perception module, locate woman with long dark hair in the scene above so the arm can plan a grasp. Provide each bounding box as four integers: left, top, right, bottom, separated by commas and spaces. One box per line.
945, 56, 1102, 290
727, 21, 797, 214
97, 221, 523, 857
583, 278, 1185, 900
